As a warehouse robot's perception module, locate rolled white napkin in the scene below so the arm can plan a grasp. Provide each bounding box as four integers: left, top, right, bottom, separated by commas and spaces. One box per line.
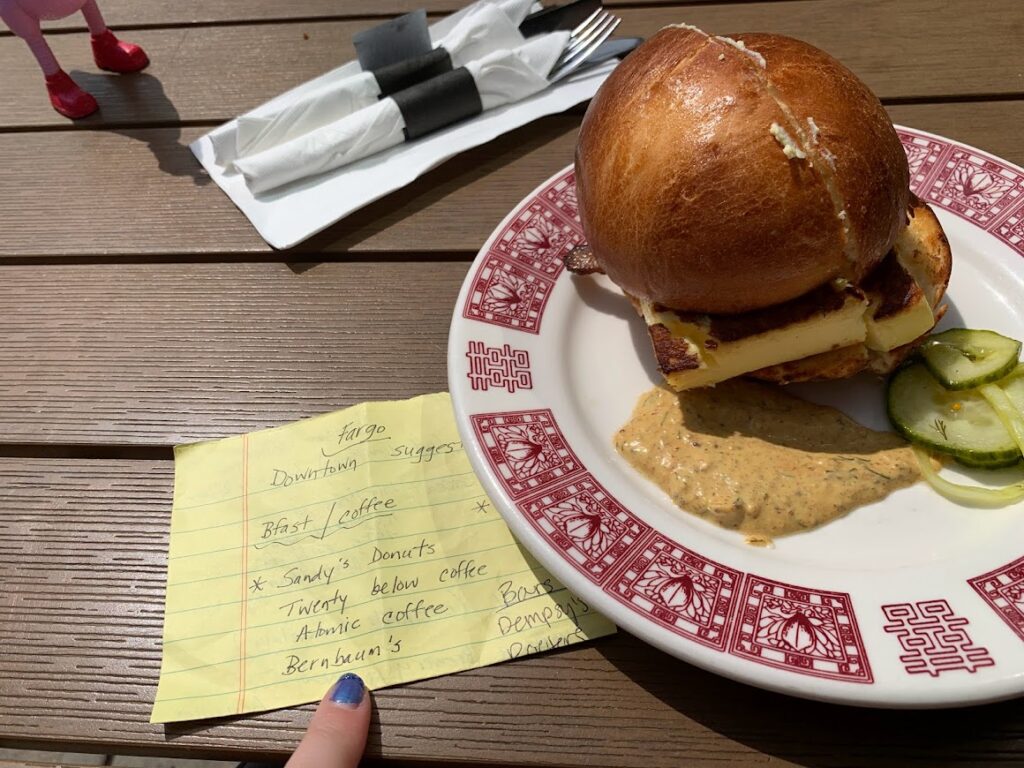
470, 29, 563, 109
233, 3, 525, 162
427, 0, 533, 43
236, 32, 569, 194
211, 0, 534, 165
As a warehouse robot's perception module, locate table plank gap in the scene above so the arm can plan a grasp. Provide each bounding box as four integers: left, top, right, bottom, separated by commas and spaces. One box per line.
0, 0, 822, 36
2, 1, 1024, 130
7, 92, 1024, 137
0, 445, 173, 460
0, 101, 1021, 262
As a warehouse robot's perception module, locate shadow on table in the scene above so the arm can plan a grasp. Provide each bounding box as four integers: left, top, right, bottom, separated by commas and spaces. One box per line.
69, 70, 211, 186
597, 633, 1024, 767
293, 115, 578, 260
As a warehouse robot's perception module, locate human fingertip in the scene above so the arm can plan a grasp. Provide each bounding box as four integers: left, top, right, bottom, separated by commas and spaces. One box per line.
329, 673, 365, 708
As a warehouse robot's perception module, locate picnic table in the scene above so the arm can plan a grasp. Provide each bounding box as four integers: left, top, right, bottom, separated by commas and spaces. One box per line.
2, 0, 1023, 766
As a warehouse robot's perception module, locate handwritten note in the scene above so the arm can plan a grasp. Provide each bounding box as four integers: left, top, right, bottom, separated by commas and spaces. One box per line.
151, 393, 614, 723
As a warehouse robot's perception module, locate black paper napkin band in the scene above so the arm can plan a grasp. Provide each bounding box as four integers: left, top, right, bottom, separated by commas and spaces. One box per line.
372, 47, 454, 97
391, 67, 482, 141
352, 9, 432, 71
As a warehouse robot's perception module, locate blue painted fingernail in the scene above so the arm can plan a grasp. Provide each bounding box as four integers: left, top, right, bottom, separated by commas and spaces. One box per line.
330, 673, 365, 707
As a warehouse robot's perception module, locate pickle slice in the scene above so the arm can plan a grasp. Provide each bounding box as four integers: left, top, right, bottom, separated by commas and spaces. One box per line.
1003, 375, 1024, 414
920, 328, 1021, 390
887, 363, 1021, 468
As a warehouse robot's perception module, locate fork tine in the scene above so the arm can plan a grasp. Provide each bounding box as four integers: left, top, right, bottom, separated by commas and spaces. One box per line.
569, 8, 605, 38
562, 11, 610, 57
557, 15, 618, 66
549, 15, 621, 81
555, 13, 612, 68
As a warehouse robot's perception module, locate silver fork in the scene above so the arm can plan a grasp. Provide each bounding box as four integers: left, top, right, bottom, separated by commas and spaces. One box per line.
548, 9, 622, 83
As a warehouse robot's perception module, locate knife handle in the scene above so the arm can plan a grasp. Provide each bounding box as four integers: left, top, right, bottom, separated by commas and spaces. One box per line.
373, 47, 454, 97
391, 67, 483, 140
519, 0, 601, 37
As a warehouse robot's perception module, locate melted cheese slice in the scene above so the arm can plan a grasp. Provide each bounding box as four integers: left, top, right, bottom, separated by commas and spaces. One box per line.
642, 289, 869, 390
864, 291, 935, 351
643, 258, 935, 390
863, 250, 937, 352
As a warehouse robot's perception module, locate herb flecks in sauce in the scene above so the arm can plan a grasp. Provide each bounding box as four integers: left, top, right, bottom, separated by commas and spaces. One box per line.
615, 381, 920, 538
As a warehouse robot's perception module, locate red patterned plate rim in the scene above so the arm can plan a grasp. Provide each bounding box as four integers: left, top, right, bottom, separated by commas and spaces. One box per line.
448, 126, 1024, 707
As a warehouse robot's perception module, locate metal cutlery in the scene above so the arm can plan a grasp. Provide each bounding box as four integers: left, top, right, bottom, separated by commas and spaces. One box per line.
548, 9, 622, 82
519, 0, 602, 37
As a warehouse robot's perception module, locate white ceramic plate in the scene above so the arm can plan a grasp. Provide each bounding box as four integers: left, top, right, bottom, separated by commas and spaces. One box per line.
448, 127, 1024, 707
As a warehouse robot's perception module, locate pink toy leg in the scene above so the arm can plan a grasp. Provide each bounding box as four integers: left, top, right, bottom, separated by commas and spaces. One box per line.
25, 32, 60, 75
0, 0, 98, 118
82, 0, 149, 72
0, 0, 58, 73
79, 0, 106, 33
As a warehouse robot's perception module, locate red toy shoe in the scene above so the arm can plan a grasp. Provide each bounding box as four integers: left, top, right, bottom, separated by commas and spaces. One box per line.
45, 70, 98, 119
91, 30, 149, 73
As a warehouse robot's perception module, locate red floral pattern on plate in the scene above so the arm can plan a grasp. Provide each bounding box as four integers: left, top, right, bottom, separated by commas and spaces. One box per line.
881, 600, 995, 676
926, 149, 1024, 226
730, 576, 872, 683
462, 254, 553, 334
490, 200, 582, 279
465, 340, 532, 393
540, 170, 580, 224
470, 409, 583, 499
517, 474, 650, 584
991, 202, 1024, 255
969, 555, 1024, 643
609, 534, 740, 651
898, 131, 949, 195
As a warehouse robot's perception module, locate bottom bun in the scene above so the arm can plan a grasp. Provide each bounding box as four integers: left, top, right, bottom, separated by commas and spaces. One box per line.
749, 198, 951, 384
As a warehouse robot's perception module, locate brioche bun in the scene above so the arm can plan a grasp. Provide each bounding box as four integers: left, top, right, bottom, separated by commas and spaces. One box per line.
575, 27, 910, 314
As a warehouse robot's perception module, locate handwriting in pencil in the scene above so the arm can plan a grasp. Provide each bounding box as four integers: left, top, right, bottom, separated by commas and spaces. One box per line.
389, 441, 462, 464
283, 634, 403, 676
321, 421, 391, 458
254, 496, 397, 549
279, 563, 338, 588
271, 456, 358, 488
279, 588, 349, 618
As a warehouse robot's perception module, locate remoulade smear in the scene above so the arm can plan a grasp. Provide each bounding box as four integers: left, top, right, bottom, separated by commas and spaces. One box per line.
614, 381, 920, 539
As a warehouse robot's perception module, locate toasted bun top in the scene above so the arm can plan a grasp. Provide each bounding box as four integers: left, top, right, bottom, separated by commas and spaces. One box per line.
575, 27, 910, 313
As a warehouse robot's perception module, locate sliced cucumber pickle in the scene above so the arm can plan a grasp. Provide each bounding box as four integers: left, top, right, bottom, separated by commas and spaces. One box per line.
887, 363, 1022, 468
1003, 374, 1024, 415
919, 328, 1021, 390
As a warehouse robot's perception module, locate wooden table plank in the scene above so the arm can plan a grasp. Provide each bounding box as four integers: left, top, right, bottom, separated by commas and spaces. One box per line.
3, 458, 1024, 767
7, 0, 787, 34
0, 261, 463, 445
0, 1, 1022, 130
1, 1, 1023, 764
0, 100, 1021, 262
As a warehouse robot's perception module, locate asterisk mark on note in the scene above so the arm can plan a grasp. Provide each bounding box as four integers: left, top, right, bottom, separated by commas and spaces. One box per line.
249, 577, 267, 593
474, 500, 490, 515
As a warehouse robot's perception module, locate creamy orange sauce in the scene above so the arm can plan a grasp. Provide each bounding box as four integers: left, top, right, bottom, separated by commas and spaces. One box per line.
615, 381, 920, 538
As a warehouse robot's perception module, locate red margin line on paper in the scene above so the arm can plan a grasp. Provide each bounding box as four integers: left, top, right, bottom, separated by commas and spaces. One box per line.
237, 434, 250, 714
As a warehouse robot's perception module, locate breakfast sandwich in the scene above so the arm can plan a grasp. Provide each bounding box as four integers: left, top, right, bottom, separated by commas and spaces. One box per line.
567, 26, 952, 388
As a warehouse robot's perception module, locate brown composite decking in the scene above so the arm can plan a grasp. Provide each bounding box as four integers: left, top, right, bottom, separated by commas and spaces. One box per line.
1, 0, 1023, 765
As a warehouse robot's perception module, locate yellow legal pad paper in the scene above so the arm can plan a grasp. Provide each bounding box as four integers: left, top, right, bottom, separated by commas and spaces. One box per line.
151, 392, 615, 723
